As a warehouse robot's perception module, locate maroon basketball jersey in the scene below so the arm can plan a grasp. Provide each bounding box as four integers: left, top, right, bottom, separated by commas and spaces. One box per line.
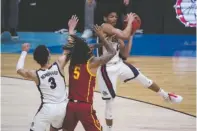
68, 62, 96, 104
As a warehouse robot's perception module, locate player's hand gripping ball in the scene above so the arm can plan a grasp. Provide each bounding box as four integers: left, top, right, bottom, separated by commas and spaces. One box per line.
124, 13, 141, 35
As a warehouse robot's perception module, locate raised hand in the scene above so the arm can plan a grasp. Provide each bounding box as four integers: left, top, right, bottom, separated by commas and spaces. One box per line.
127, 13, 137, 24
68, 15, 79, 34
22, 43, 30, 52
123, 0, 130, 6
93, 25, 105, 40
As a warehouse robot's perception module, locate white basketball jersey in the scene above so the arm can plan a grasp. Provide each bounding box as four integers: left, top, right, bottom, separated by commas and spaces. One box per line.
97, 37, 122, 64
36, 62, 67, 104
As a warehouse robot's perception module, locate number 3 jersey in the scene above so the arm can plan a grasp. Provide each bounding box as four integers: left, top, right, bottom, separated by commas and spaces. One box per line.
36, 62, 67, 104
68, 61, 96, 104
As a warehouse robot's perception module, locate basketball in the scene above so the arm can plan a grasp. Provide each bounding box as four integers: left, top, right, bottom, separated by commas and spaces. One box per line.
124, 14, 141, 35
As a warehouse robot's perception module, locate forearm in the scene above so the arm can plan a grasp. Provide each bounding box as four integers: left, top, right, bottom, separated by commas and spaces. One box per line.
125, 37, 132, 54
99, 37, 115, 54
64, 51, 72, 62
68, 28, 75, 35
91, 37, 116, 66
122, 23, 132, 39
16, 51, 27, 71
58, 51, 71, 67
99, 53, 115, 65
120, 36, 133, 58
112, 26, 132, 40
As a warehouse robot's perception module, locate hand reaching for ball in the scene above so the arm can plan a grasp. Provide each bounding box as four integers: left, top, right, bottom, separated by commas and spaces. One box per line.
124, 13, 141, 35
93, 24, 105, 39
126, 13, 137, 25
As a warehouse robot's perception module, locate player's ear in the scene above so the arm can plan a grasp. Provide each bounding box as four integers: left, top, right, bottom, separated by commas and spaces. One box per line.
103, 16, 107, 22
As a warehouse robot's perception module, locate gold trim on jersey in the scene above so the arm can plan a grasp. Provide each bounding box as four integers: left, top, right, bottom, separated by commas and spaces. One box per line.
86, 56, 96, 77
91, 105, 102, 131
86, 76, 92, 102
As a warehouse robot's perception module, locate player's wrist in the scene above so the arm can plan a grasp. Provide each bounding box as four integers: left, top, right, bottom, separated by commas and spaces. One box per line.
68, 27, 75, 34
98, 35, 105, 41
21, 51, 27, 56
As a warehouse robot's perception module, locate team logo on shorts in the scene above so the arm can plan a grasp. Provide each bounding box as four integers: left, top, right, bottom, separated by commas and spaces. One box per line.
174, 0, 196, 27
102, 91, 108, 96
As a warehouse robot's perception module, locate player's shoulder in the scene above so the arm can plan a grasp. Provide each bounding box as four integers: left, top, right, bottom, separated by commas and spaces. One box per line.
36, 62, 58, 73
86, 56, 97, 77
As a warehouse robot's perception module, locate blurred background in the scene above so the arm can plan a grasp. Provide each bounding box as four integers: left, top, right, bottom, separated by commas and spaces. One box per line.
17, 0, 195, 34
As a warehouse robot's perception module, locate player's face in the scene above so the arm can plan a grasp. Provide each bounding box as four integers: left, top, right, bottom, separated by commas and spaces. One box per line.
105, 12, 118, 26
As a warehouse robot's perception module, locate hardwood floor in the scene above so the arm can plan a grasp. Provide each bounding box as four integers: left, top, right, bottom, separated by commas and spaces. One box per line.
1, 54, 196, 116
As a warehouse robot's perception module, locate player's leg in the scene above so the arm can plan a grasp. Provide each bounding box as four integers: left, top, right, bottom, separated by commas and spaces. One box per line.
96, 65, 119, 131
78, 103, 102, 131
30, 104, 50, 131
105, 98, 114, 131
97, 65, 118, 99
8, 0, 19, 38
50, 100, 69, 131
62, 102, 79, 131
119, 61, 183, 103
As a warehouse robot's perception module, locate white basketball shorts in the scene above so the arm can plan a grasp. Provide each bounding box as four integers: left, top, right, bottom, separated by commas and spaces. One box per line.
30, 100, 68, 131
97, 61, 140, 99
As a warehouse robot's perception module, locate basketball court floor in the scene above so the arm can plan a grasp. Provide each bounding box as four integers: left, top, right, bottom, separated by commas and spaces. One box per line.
1, 77, 196, 131
1, 32, 196, 131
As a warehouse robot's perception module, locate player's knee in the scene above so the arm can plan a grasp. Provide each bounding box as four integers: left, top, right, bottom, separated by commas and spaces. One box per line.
135, 73, 153, 88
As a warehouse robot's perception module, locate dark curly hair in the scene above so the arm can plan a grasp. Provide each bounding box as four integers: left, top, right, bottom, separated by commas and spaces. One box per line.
69, 35, 93, 66
103, 6, 118, 17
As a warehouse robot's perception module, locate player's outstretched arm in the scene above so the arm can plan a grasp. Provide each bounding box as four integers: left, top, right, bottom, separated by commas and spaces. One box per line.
16, 43, 38, 84
67, 15, 79, 43
102, 13, 136, 40
56, 50, 71, 70
89, 25, 116, 68
68, 15, 79, 35
56, 15, 79, 71
119, 35, 133, 58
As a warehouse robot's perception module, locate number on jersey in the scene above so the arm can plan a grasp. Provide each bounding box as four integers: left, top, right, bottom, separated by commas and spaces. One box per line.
73, 66, 80, 80
48, 77, 57, 89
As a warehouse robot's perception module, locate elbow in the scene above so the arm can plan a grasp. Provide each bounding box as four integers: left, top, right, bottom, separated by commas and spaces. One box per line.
16, 69, 22, 75
124, 53, 130, 58
16, 69, 20, 74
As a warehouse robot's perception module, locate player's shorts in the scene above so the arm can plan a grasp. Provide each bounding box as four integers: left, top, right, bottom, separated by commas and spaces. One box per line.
63, 100, 102, 131
30, 100, 68, 131
97, 60, 139, 99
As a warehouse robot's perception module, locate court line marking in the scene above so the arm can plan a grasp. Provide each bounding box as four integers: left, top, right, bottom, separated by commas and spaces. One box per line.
1, 75, 196, 118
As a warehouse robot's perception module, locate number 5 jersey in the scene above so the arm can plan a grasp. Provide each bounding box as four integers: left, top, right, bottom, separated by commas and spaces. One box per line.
68, 60, 96, 104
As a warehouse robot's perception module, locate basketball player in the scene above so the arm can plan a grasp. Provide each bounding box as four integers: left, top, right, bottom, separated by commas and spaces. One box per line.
16, 43, 71, 131
62, 24, 116, 131
96, 9, 183, 131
